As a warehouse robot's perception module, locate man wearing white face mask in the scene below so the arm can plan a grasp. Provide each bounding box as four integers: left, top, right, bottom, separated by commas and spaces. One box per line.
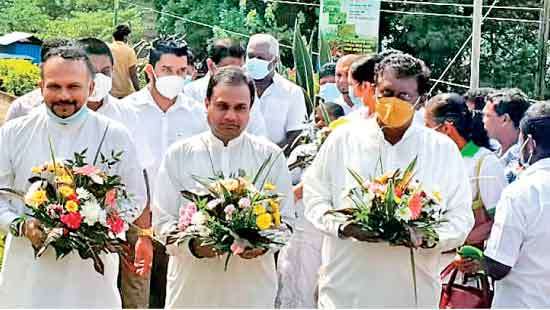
184, 38, 268, 138
245, 34, 307, 151
121, 39, 208, 308
318, 62, 341, 103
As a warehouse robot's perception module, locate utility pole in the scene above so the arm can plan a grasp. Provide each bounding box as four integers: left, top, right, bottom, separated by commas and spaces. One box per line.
536, 0, 550, 99
470, 0, 483, 89
113, 0, 120, 27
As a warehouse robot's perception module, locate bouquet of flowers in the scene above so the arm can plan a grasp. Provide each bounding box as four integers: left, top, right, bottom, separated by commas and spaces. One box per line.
0, 137, 134, 275
166, 155, 290, 270
328, 157, 445, 248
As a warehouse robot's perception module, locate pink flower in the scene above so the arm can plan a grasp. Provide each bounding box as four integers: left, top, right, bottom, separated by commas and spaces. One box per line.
73, 164, 101, 176
46, 203, 63, 219
230, 239, 246, 255
224, 204, 236, 220
105, 189, 117, 209
238, 198, 251, 209
60, 212, 83, 230
178, 203, 197, 231
107, 215, 125, 234
408, 193, 423, 220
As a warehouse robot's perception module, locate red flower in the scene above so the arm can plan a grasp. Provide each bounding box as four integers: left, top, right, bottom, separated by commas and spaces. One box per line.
408, 194, 423, 220
395, 188, 404, 198
60, 212, 82, 230
107, 215, 125, 234
105, 189, 117, 209
67, 193, 79, 203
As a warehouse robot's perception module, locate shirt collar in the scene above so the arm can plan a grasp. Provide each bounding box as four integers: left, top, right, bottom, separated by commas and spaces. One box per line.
520, 157, 550, 178
368, 117, 419, 146
135, 87, 190, 110
206, 130, 247, 149
461, 141, 480, 158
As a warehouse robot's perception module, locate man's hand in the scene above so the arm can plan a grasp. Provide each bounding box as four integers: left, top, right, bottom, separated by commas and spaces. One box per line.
341, 223, 381, 242
190, 239, 219, 258
22, 218, 46, 249
238, 247, 267, 260
293, 183, 304, 202
133, 236, 153, 277
455, 257, 482, 274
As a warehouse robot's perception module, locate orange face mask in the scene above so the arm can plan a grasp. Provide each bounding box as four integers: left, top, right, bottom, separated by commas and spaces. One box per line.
375, 97, 415, 128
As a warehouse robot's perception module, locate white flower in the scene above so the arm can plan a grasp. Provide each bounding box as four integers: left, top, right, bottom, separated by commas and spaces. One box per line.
191, 211, 208, 226
206, 199, 223, 210
185, 224, 211, 237
80, 200, 102, 225
98, 209, 108, 226
76, 187, 92, 201
395, 206, 412, 222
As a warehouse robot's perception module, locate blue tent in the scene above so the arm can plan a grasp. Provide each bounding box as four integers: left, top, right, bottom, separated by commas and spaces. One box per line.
0, 32, 42, 64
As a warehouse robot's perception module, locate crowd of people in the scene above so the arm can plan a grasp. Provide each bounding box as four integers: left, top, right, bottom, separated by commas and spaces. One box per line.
0, 23, 549, 309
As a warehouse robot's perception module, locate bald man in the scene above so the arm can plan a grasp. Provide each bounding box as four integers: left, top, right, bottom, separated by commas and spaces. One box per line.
335, 54, 362, 115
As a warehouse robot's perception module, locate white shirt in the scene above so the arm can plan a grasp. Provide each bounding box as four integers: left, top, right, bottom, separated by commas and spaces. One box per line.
121, 87, 209, 185
485, 158, 550, 308
463, 146, 507, 213
184, 73, 269, 139
3, 88, 43, 122
256, 73, 307, 144
335, 95, 357, 116
303, 118, 474, 308
0, 108, 146, 307
152, 131, 294, 307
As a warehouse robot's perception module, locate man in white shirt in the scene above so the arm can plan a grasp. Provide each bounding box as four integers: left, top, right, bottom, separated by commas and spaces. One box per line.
78, 37, 153, 309
459, 101, 550, 308
184, 38, 267, 137
3, 39, 73, 123
334, 54, 362, 115
482, 89, 531, 183
303, 53, 474, 308
245, 34, 307, 150
121, 39, 208, 308
0, 46, 149, 307
153, 66, 294, 307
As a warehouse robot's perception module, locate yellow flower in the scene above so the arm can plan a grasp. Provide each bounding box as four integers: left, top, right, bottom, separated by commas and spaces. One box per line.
264, 182, 276, 191
394, 196, 402, 204
56, 174, 74, 185
256, 213, 273, 230
253, 204, 266, 215
26, 190, 48, 208
433, 191, 442, 203
268, 200, 280, 213
65, 200, 79, 213
58, 185, 75, 198
273, 212, 281, 227
31, 166, 42, 174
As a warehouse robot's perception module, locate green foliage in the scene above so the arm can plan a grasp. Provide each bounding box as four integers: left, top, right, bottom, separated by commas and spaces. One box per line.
293, 21, 316, 112
0, 59, 40, 96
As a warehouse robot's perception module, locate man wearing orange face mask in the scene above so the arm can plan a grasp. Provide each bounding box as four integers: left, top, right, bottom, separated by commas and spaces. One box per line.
303, 53, 474, 308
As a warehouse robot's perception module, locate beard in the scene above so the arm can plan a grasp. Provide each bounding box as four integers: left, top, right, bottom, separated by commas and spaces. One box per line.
50, 100, 79, 118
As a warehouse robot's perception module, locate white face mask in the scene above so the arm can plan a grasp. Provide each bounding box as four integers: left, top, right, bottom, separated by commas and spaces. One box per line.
153, 71, 185, 99
245, 57, 273, 80
319, 83, 341, 103
88, 73, 112, 102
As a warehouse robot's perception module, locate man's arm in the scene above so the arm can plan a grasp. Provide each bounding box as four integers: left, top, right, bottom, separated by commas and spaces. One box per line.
129, 65, 141, 92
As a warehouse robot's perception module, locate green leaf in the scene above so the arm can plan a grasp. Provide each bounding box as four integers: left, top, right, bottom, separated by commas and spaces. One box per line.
293, 19, 316, 110
319, 32, 332, 66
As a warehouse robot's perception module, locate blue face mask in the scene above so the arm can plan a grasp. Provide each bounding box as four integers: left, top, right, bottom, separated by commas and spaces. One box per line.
182, 75, 193, 87
46, 105, 89, 126
348, 85, 363, 106
319, 83, 341, 103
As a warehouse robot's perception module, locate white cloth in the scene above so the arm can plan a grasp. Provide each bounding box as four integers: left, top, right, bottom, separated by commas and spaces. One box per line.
485, 158, 550, 308
3, 88, 43, 122
334, 95, 360, 116
0, 108, 146, 308
152, 131, 294, 307
184, 73, 269, 139
121, 87, 209, 187
256, 73, 307, 144
303, 118, 474, 308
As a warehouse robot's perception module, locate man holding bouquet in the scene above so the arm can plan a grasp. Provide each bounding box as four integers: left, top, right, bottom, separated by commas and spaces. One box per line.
303, 53, 474, 308
0, 46, 150, 307
152, 66, 294, 307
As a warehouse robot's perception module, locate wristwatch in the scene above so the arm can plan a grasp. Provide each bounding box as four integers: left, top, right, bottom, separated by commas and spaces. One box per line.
136, 227, 154, 238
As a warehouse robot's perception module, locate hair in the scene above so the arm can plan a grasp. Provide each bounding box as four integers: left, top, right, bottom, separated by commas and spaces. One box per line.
319, 101, 345, 119
427, 93, 492, 150
519, 101, 550, 151
207, 38, 245, 65
319, 62, 336, 79
464, 87, 495, 107
41, 38, 74, 62
41, 46, 95, 79
77, 37, 114, 65
350, 55, 377, 84
377, 49, 403, 59
206, 66, 256, 106
113, 24, 131, 41
247, 34, 279, 58
487, 88, 531, 129
375, 53, 431, 95
148, 40, 188, 67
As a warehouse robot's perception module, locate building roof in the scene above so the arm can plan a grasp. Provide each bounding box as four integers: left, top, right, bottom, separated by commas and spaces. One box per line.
0, 53, 34, 60
0, 32, 42, 46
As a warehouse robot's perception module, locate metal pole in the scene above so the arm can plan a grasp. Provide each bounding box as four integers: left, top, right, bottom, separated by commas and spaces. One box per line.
114, 0, 120, 27
470, 0, 483, 89
536, 0, 550, 99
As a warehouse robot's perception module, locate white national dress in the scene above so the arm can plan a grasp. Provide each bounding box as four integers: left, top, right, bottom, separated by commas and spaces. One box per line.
303, 117, 474, 308
0, 108, 146, 308
152, 131, 295, 308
